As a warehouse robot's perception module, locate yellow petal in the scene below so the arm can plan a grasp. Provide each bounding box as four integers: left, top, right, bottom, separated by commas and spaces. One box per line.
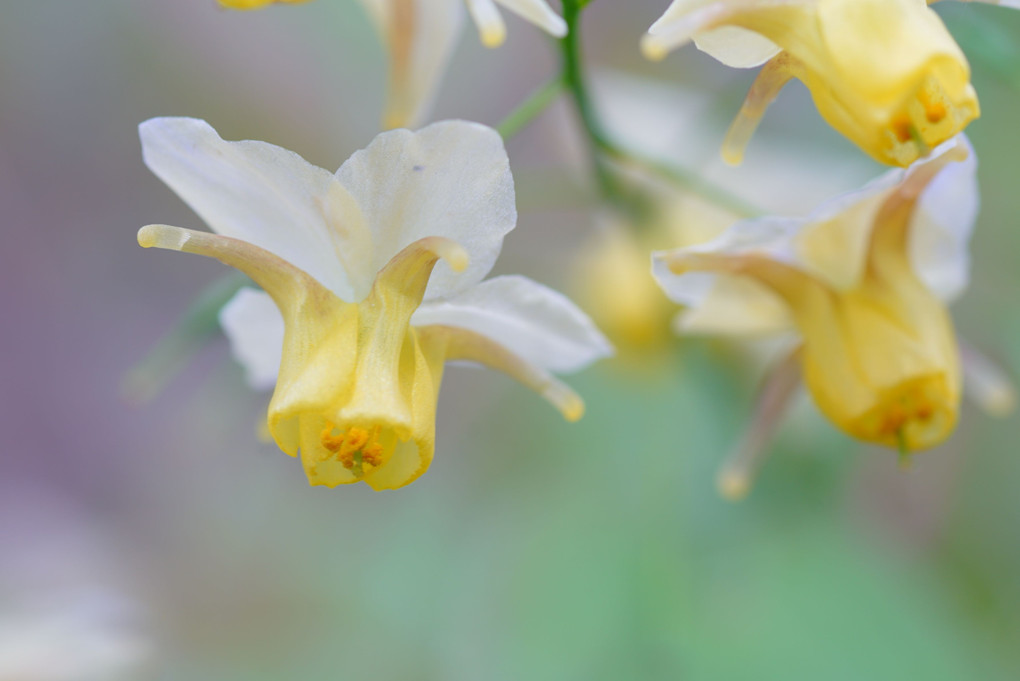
419, 325, 585, 422
139, 223, 466, 490
656, 0, 980, 166
661, 146, 969, 452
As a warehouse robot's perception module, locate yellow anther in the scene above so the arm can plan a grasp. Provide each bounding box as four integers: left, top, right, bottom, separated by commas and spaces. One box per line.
892, 116, 914, 144
362, 443, 384, 468
926, 102, 947, 124
345, 427, 370, 451
317, 424, 387, 475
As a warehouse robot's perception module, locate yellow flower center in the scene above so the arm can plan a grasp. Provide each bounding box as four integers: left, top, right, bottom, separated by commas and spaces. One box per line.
319, 423, 387, 478
850, 374, 955, 452
883, 72, 967, 162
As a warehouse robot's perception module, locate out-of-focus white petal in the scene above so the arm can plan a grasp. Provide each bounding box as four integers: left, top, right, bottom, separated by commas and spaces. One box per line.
412, 275, 613, 373
466, 0, 507, 46
651, 220, 799, 336
335, 120, 516, 300
693, 25, 780, 67
495, 0, 567, 38
140, 117, 367, 301
219, 288, 284, 391
356, 0, 465, 128
909, 135, 979, 300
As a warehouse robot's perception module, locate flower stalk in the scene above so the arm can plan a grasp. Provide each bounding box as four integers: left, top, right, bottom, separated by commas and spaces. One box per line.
558, 0, 761, 218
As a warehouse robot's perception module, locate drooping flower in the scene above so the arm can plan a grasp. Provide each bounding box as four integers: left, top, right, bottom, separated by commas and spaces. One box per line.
217, 0, 567, 128
570, 73, 879, 361
653, 135, 978, 464
641, 0, 982, 167
138, 117, 611, 490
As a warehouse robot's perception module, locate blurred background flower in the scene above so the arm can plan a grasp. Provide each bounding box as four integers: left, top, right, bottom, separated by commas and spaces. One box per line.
3, 1, 1020, 678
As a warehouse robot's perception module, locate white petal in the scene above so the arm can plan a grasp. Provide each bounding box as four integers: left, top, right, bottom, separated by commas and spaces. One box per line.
466, 0, 507, 46
411, 275, 613, 373
651, 229, 797, 336
495, 0, 567, 37
140, 117, 365, 301
335, 120, 516, 300
693, 25, 780, 68
356, 0, 465, 127
909, 135, 979, 301
219, 288, 284, 391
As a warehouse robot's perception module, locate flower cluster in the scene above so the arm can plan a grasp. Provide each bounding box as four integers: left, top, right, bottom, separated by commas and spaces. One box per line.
136, 0, 1016, 496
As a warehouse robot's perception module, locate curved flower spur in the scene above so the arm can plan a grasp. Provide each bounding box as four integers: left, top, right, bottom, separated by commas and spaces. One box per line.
652, 135, 1014, 496
138, 118, 612, 490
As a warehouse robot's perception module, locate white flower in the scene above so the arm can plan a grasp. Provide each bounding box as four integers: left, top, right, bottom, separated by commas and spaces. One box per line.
653, 135, 978, 452
219, 0, 567, 128
138, 117, 611, 489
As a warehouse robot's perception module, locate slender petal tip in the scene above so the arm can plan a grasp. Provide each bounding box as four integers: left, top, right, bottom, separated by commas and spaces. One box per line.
545, 381, 585, 422
641, 35, 669, 62
429, 237, 470, 273
717, 467, 751, 501
481, 24, 507, 48
547, 19, 567, 39
138, 224, 190, 251
720, 145, 745, 167
979, 384, 1017, 418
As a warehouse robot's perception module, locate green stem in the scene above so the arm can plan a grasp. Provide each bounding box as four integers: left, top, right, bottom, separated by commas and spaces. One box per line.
606, 148, 763, 219
557, 0, 762, 219
122, 271, 251, 404
559, 0, 626, 204
497, 78, 565, 140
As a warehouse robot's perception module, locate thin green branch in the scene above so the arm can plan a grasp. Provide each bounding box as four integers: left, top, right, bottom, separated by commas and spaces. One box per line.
122, 271, 251, 404
559, 0, 625, 204
497, 78, 565, 140
557, 0, 763, 220
602, 147, 763, 219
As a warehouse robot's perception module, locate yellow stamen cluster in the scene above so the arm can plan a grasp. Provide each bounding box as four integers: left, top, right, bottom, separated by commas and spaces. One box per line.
851, 375, 955, 453
319, 423, 385, 476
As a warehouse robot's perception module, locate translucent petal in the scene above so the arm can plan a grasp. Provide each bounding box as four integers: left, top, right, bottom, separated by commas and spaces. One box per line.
356, 0, 465, 128
694, 25, 780, 68
140, 117, 367, 301
335, 120, 516, 301
219, 288, 284, 391
494, 0, 567, 37
411, 275, 613, 373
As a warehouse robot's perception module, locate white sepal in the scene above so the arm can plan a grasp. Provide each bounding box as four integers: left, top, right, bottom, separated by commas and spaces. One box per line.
139, 117, 365, 302
335, 120, 516, 301
219, 288, 284, 391
412, 275, 613, 373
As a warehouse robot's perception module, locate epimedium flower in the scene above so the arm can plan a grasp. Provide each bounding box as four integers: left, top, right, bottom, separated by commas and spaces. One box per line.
652, 135, 981, 488
137, 117, 611, 490
217, 0, 567, 128
641, 0, 988, 167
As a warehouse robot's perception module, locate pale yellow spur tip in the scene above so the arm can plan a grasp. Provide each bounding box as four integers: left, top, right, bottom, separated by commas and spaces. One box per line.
982, 385, 1017, 418
640, 35, 668, 62
481, 26, 506, 48
544, 382, 584, 422
137, 224, 189, 251
720, 146, 746, 167
717, 468, 751, 502
435, 239, 470, 273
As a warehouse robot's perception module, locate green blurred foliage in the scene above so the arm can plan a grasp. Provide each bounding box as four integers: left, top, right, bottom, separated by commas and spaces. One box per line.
2, 1, 1020, 679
